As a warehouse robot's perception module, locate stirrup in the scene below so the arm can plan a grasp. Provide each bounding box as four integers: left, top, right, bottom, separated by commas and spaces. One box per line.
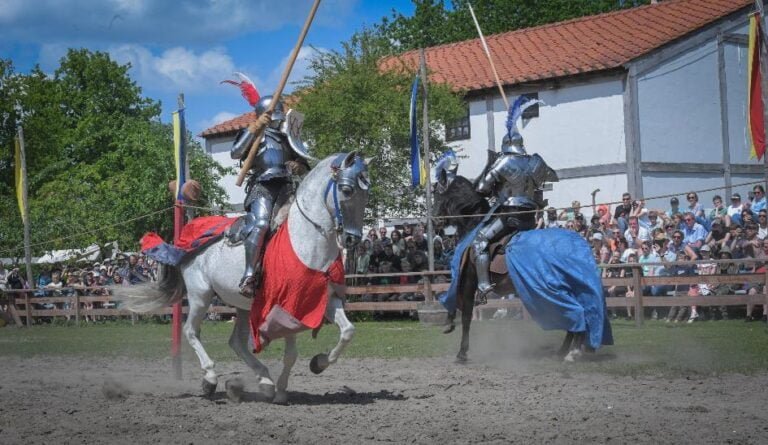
475, 285, 498, 306
239, 273, 261, 298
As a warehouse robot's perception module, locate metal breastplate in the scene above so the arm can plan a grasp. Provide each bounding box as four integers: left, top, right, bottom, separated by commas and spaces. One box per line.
251, 129, 290, 182
493, 156, 539, 208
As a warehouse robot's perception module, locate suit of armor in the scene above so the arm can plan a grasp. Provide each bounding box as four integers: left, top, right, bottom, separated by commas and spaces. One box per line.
231, 96, 312, 295
472, 135, 558, 302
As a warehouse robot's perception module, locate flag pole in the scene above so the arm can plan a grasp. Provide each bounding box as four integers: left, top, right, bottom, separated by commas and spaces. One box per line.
756, 0, 768, 193
468, 2, 508, 110
420, 49, 435, 302
16, 126, 34, 302
171, 93, 186, 380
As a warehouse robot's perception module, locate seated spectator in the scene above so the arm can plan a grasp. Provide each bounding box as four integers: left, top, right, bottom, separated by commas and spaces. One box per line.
752, 185, 767, 213
704, 218, 728, 254
614, 192, 633, 233
379, 241, 402, 272
709, 246, 739, 320
624, 250, 638, 320
367, 228, 379, 243
378, 226, 390, 245
602, 251, 627, 318
544, 207, 560, 228
354, 243, 371, 285
411, 224, 428, 251
624, 216, 650, 249
686, 244, 718, 323
757, 209, 768, 240
390, 230, 405, 257
685, 192, 705, 219
709, 195, 727, 221
681, 212, 707, 259
727, 193, 743, 223
740, 208, 755, 227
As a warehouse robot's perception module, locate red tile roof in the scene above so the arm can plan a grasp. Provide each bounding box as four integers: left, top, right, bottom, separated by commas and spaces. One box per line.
202, 0, 751, 138
380, 0, 751, 91
200, 111, 257, 137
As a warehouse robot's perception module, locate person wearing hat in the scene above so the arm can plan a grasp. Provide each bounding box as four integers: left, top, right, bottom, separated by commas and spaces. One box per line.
727, 193, 743, 222
666, 196, 681, 218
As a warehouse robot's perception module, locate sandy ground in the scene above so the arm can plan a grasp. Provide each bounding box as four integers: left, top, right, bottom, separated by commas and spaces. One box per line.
2, 343, 767, 445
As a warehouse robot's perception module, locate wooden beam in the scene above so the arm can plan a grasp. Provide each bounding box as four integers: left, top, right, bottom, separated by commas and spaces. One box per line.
556, 163, 627, 180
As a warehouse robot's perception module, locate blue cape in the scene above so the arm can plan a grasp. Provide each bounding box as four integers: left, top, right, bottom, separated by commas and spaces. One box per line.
505, 229, 613, 349
438, 227, 613, 350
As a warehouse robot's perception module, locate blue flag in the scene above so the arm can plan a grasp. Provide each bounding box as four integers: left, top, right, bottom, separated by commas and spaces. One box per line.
410, 74, 421, 187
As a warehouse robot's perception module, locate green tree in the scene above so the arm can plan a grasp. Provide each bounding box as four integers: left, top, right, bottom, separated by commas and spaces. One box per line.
379, 0, 652, 52
297, 30, 465, 218
0, 50, 229, 260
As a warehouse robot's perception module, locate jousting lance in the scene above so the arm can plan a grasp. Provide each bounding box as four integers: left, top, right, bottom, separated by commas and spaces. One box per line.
235, 0, 322, 187
467, 2, 508, 109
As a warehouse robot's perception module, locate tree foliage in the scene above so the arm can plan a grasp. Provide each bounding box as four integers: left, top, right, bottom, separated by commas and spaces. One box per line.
378, 0, 652, 51
0, 50, 230, 260
296, 30, 466, 219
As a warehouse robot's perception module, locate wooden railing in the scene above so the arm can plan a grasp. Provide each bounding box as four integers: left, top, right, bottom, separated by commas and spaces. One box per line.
2, 258, 767, 327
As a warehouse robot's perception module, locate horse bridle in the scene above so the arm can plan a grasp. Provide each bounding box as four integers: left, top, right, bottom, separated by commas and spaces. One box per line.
296, 155, 348, 237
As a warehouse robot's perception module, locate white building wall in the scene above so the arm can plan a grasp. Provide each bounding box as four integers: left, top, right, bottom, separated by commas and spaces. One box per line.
724, 40, 752, 164
206, 137, 245, 208
550, 174, 628, 216
449, 76, 627, 213
637, 40, 722, 164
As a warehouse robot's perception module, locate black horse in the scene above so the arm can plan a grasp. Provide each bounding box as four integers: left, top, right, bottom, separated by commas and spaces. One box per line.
433, 157, 588, 363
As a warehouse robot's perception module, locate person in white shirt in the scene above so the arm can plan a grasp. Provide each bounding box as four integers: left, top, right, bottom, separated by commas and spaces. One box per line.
726, 193, 743, 225
624, 216, 650, 249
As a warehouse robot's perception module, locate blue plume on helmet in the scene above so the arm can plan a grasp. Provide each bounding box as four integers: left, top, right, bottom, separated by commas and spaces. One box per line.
506, 95, 545, 140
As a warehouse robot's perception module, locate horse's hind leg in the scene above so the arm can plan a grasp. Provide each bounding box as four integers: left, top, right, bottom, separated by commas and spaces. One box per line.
564, 332, 585, 362
274, 336, 297, 405
228, 308, 275, 398
557, 332, 575, 358
184, 292, 218, 396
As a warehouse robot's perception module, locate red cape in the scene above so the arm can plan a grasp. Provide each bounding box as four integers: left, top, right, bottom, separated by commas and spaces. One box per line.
249, 224, 344, 353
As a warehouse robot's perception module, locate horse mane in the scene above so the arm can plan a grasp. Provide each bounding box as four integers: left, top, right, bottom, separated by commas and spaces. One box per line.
434, 175, 489, 235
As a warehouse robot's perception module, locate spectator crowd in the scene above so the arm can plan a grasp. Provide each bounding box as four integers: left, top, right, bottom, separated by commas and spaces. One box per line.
0, 254, 158, 323
541, 186, 768, 323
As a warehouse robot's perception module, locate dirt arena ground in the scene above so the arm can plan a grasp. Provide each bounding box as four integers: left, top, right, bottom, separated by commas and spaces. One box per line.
2, 346, 767, 444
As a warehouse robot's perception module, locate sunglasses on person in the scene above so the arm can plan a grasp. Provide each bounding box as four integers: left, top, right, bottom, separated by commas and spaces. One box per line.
687, 196, 696, 201
760, 214, 767, 218
755, 190, 764, 195
684, 217, 694, 222
673, 235, 682, 239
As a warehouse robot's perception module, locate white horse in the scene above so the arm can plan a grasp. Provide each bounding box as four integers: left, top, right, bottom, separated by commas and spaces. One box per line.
117, 152, 370, 404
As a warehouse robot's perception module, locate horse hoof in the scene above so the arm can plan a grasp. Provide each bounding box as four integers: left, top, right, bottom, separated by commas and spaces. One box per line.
258, 378, 276, 400
443, 323, 455, 334
201, 379, 217, 397
225, 378, 244, 403
563, 349, 582, 363
273, 391, 289, 405
455, 353, 468, 364
310, 353, 330, 374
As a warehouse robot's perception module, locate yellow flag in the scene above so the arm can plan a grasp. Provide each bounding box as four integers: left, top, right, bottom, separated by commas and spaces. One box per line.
14, 135, 26, 224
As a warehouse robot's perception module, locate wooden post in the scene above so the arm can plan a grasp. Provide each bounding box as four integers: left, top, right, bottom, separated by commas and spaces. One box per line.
420, 49, 435, 303
74, 294, 80, 324
24, 292, 31, 327
632, 265, 643, 327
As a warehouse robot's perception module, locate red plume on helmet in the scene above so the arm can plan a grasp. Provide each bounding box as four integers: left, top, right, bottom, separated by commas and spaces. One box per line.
220, 72, 261, 107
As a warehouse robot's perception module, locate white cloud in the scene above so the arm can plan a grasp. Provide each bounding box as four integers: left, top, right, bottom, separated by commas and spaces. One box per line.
0, 0, 357, 46
109, 44, 244, 93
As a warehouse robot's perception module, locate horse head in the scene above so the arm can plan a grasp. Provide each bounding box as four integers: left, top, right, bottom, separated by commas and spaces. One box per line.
328, 152, 370, 248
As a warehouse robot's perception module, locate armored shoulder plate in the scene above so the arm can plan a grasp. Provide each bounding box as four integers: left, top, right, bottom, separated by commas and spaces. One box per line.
281, 109, 316, 162
528, 153, 558, 186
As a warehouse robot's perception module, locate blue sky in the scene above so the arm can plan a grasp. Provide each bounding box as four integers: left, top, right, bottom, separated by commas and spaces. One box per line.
0, 0, 415, 139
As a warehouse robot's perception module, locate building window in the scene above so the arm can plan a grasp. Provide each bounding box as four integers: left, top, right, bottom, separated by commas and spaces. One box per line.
445, 106, 470, 142
521, 92, 539, 120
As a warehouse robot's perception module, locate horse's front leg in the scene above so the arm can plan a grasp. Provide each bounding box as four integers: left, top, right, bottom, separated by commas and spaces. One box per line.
274, 336, 298, 405
311, 294, 355, 374
557, 332, 575, 358
228, 308, 275, 398
184, 293, 218, 396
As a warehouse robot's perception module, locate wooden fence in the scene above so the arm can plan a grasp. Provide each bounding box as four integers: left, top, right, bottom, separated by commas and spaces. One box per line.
1, 258, 767, 327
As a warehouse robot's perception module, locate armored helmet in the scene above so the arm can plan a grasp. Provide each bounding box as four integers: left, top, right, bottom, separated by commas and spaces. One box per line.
255, 95, 285, 125
501, 132, 526, 155
434, 150, 459, 193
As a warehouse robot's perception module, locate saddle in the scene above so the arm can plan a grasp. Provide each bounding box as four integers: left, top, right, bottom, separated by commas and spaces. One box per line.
463, 233, 513, 276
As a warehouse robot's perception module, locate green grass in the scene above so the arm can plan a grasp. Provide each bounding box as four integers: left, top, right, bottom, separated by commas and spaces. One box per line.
1, 318, 767, 376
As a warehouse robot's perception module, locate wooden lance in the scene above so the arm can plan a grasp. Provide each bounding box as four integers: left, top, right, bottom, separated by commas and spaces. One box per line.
235, 0, 322, 187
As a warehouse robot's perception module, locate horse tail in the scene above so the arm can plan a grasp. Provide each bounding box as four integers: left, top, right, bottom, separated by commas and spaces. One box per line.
113, 264, 186, 313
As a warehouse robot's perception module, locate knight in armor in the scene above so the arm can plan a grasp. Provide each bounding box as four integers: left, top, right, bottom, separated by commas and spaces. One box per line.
230, 95, 314, 296
471, 103, 558, 304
